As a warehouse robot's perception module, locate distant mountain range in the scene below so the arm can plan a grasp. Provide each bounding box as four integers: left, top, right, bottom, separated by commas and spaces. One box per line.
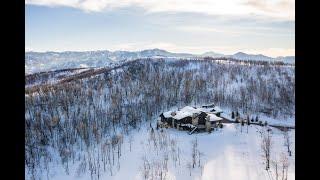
201, 51, 294, 63
25, 49, 295, 74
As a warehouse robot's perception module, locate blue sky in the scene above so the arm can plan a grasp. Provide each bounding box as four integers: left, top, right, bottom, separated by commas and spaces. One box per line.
25, 0, 295, 57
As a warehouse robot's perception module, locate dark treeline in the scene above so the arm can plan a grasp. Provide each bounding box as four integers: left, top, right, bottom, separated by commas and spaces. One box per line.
25, 67, 89, 86
203, 56, 293, 66
25, 58, 294, 179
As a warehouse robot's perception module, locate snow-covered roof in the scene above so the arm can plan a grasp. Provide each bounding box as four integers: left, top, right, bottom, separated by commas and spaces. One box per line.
161, 104, 223, 120
180, 106, 201, 114
173, 111, 193, 120
202, 103, 215, 108
207, 114, 223, 121
163, 110, 193, 120
179, 124, 196, 128
196, 107, 214, 113
162, 106, 201, 120
163, 111, 173, 118
212, 106, 223, 113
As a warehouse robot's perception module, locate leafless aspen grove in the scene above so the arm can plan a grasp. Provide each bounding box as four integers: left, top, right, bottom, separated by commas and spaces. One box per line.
25, 58, 294, 179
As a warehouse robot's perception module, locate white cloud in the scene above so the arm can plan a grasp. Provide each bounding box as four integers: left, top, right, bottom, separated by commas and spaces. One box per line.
176, 25, 243, 36
109, 42, 181, 52
26, 0, 294, 20
244, 0, 294, 20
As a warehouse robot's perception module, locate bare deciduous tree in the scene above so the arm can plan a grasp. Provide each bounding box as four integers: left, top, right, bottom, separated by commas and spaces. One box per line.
283, 130, 292, 156
261, 128, 272, 170
280, 153, 289, 180
191, 138, 198, 168
271, 157, 279, 180
187, 163, 192, 176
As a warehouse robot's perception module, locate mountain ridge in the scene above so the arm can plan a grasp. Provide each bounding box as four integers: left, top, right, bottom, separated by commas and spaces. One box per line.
25, 49, 295, 74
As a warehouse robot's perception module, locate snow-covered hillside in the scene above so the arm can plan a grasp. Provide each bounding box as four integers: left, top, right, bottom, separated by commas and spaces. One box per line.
229, 52, 295, 64
25, 49, 294, 74
25, 58, 294, 180
230, 52, 273, 61
30, 122, 295, 180
25, 49, 194, 74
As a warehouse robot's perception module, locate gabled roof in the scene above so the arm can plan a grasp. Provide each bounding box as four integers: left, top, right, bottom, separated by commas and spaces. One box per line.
163, 111, 173, 118
202, 103, 215, 108
212, 106, 223, 113
196, 107, 214, 113
161, 104, 223, 121
207, 113, 223, 121
173, 111, 193, 120
162, 106, 201, 120
180, 106, 201, 114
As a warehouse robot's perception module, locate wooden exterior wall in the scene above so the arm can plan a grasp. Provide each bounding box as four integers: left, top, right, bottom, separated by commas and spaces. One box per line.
197, 112, 208, 125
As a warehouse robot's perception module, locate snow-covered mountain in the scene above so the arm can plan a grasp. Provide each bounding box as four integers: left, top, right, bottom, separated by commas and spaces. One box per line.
25, 49, 294, 74
275, 56, 295, 64
228, 52, 295, 63
230, 52, 274, 61
25, 49, 196, 74
138, 48, 194, 58
200, 51, 225, 58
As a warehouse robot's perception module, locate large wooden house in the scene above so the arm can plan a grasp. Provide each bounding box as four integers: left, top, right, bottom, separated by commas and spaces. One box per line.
159, 104, 224, 134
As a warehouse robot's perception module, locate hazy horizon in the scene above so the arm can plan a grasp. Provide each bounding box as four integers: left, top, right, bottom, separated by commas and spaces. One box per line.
25, 47, 295, 58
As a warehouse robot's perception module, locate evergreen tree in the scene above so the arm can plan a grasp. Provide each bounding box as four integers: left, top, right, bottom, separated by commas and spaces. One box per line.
231, 111, 235, 119
219, 123, 223, 128
240, 120, 244, 133
259, 121, 263, 126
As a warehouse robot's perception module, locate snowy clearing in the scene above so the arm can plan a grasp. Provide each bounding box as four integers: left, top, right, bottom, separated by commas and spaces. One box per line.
38, 123, 294, 180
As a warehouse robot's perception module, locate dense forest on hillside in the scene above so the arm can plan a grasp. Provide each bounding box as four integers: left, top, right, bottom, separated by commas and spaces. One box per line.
25, 59, 294, 179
